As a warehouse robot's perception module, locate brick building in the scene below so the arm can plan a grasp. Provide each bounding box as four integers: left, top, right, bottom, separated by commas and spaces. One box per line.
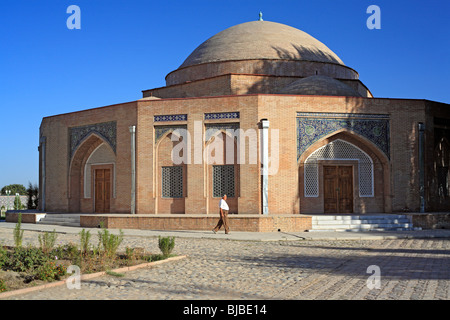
39, 19, 450, 218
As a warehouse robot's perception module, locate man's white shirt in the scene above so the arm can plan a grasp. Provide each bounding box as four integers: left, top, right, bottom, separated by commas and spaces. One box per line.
219, 199, 229, 210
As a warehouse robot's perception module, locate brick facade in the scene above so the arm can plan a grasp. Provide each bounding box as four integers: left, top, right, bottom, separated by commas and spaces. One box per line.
38, 20, 450, 221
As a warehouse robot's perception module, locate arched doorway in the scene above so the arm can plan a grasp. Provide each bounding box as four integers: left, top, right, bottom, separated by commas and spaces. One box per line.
69, 134, 116, 213
299, 131, 390, 214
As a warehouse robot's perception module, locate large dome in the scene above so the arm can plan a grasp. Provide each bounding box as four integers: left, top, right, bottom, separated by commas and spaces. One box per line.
165, 20, 359, 87
180, 21, 345, 68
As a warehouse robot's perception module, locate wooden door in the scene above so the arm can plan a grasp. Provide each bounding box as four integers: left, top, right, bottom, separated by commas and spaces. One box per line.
324, 166, 338, 213
95, 169, 111, 213
323, 165, 353, 213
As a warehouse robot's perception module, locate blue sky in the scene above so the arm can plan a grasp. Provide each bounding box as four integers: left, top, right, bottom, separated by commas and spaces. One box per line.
0, 0, 449, 189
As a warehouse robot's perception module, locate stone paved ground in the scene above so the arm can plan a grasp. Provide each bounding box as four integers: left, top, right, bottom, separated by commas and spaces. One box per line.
0, 227, 449, 300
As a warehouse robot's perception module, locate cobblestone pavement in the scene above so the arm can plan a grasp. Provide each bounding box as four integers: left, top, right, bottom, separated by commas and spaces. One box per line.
0, 227, 449, 300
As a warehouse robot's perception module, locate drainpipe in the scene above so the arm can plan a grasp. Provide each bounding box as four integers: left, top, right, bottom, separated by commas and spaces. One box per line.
129, 126, 136, 214
418, 123, 425, 213
39, 136, 46, 212
261, 119, 269, 215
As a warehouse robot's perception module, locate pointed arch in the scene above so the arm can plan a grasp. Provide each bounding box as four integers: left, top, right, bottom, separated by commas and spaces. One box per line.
304, 139, 374, 197
68, 133, 115, 212
298, 129, 391, 213
205, 130, 240, 214
154, 130, 187, 213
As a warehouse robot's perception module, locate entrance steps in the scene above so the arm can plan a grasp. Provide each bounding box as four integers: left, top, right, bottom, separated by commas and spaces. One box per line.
36, 214, 81, 227
310, 214, 418, 232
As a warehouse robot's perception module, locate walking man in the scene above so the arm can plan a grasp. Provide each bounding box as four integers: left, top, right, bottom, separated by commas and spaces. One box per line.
212, 194, 230, 234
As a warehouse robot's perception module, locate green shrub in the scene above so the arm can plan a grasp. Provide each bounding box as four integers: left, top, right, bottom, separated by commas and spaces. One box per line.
158, 236, 175, 257
35, 260, 67, 281
38, 230, 58, 254
98, 228, 124, 258
0, 279, 7, 292
0, 246, 8, 269
13, 195, 22, 210
7, 247, 48, 273
13, 213, 24, 247
79, 229, 92, 254
51, 242, 79, 261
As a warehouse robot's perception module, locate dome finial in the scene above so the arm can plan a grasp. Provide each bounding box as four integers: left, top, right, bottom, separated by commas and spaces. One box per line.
258, 11, 263, 21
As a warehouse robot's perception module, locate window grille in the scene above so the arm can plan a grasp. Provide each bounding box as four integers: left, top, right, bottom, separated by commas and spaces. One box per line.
304, 139, 374, 197
162, 166, 183, 198
213, 165, 235, 197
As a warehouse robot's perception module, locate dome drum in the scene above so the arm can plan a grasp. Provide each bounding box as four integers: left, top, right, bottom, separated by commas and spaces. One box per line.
165, 59, 359, 86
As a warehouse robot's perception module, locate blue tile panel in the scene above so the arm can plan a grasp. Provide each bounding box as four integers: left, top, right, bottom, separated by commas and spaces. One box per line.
69, 121, 117, 161
155, 125, 187, 143
154, 114, 187, 122
297, 113, 390, 160
204, 112, 240, 120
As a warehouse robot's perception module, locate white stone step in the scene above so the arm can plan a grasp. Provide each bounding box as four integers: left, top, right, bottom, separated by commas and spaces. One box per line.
309, 214, 414, 232
36, 214, 81, 227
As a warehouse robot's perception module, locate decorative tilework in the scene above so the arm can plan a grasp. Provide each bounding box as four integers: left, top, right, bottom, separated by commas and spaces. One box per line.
297, 113, 390, 160
205, 112, 240, 120
205, 123, 240, 141
155, 125, 187, 143
69, 121, 116, 160
154, 114, 187, 122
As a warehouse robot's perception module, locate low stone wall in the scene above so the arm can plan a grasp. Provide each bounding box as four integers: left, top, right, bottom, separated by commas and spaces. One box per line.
80, 214, 312, 232
5, 211, 46, 223
407, 213, 450, 230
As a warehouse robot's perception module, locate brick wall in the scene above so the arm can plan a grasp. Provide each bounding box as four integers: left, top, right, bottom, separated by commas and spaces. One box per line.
41, 92, 448, 215
40, 102, 137, 213
80, 214, 312, 232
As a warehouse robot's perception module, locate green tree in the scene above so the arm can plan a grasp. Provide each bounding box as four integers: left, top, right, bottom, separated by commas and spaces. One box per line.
1, 184, 27, 195
14, 195, 23, 210
26, 182, 39, 209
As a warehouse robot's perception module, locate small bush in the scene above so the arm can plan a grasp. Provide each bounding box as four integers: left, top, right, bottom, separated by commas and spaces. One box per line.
13, 213, 24, 248
13, 195, 22, 210
7, 247, 48, 273
79, 229, 92, 254
51, 242, 79, 261
38, 230, 58, 254
98, 228, 124, 258
158, 236, 175, 257
0, 246, 8, 269
35, 260, 67, 281
0, 279, 7, 293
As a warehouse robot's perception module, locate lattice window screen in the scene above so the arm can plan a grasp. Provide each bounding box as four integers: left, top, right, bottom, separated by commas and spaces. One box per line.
213, 165, 235, 197
162, 166, 183, 198
304, 139, 374, 197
